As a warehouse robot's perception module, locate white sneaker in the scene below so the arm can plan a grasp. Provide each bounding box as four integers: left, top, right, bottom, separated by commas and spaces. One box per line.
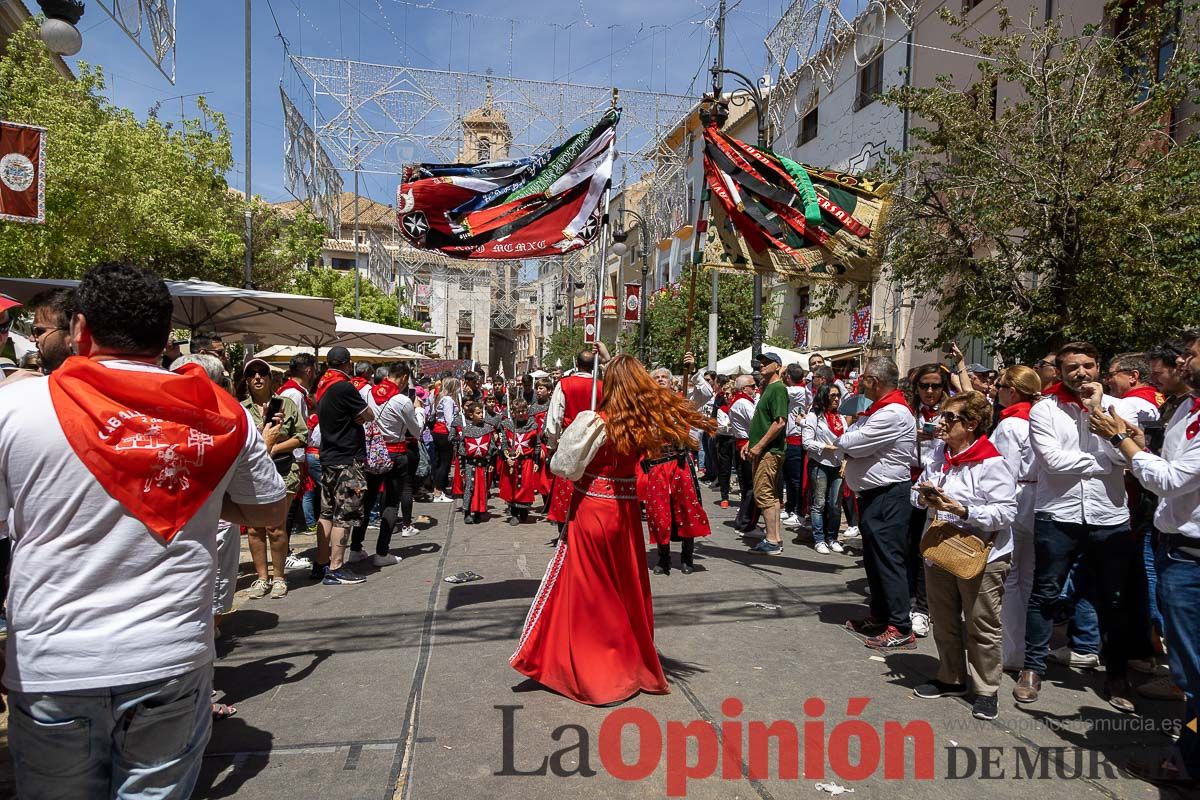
814, 541, 831, 555
371, 553, 400, 567
828, 541, 845, 553
400, 525, 420, 538
911, 611, 931, 638
285, 552, 312, 570
1048, 645, 1101, 669
246, 577, 270, 599
843, 526, 861, 538
780, 511, 796, 524
432, 494, 454, 504
781, 514, 802, 529
346, 550, 370, 564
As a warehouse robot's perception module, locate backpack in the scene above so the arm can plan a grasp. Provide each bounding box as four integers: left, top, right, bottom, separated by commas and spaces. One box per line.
363, 420, 393, 474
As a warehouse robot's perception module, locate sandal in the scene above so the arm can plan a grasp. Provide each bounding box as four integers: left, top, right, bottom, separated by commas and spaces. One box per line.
212, 702, 238, 720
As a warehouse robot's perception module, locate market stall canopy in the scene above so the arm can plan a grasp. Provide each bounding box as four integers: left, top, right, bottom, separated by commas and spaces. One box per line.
0, 277, 338, 342
331, 316, 439, 349
707, 345, 861, 375
255, 344, 427, 364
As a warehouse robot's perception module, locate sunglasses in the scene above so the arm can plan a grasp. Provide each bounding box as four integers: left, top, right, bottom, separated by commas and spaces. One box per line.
940, 411, 965, 425
32, 325, 67, 338
996, 381, 1012, 389
1035, 359, 1055, 368
918, 382, 943, 390
246, 368, 270, 378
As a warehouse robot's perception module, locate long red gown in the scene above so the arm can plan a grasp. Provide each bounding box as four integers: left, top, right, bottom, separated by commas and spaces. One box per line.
510, 440, 669, 706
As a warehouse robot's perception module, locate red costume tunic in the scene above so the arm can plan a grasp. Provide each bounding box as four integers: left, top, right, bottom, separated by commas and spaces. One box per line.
638, 445, 711, 546
498, 418, 540, 509
510, 435, 669, 705
455, 423, 494, 514
547, 375, 603, 523
529, 401, 554, 499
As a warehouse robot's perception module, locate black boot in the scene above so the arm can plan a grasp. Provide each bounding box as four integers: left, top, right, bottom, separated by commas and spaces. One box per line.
681, 539, 695, 574
653, 544, 671, 575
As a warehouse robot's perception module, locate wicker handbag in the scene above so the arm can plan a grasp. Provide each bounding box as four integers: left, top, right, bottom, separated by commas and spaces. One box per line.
920, 518, 993, 580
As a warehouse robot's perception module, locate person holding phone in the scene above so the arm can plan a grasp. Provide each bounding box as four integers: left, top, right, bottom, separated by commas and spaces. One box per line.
911, 391, 1017, 721
240, 358, 308, 599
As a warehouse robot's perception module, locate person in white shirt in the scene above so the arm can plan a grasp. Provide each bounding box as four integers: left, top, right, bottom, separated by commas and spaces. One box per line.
1090, 329, 1200, 789
1016, 341, 1138, 713
727, 375, 760, 533
992, 365, 1043, 672
829, 357, 917, 650
0, 263, 287, 800
368, 362, 427, 543
1106, 352, 1162, 428
910, 391, 1017, 721
801, 384, 845, 553
781, 363, 812, 529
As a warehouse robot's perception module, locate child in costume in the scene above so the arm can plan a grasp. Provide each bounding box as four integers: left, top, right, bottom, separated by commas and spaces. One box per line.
456, 401, 495, 524
498, 398, 540, 525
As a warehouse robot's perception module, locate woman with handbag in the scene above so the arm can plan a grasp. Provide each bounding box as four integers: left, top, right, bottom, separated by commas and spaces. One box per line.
911, 390, 1017, 721
510, 355, 715, 705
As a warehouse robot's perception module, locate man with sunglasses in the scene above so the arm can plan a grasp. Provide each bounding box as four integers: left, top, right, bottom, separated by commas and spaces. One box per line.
25, 288, 76, 375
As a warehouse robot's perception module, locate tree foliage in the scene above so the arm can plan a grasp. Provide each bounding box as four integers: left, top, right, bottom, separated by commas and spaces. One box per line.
543, 324, 585, 371
877, 2, 1200, 361
287, 266, 422, 328
0, 20, 322, 288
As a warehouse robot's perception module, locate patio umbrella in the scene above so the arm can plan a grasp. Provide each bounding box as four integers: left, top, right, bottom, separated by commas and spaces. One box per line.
255, 344, 428, 364
330, 316, 439, 349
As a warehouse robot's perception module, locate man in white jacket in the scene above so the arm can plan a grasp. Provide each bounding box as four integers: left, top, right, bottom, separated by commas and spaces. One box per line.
1016, 342, 1138, 713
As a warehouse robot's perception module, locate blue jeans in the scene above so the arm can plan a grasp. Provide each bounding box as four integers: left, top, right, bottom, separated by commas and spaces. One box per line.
1155, 537, 1200, 778
8, 664, 212, 800
1143, 529, 1164, 636
1024, 517, 1138, 676
1061, 555, 1101, 656
808, 461, 842, 544
783, 444, 807, 516
302, 453, 322, 527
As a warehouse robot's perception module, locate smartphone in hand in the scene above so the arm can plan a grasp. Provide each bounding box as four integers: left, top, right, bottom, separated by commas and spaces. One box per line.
265, 396, 284, 421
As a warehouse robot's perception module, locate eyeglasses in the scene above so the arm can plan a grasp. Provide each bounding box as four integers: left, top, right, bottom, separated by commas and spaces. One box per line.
31, 325, 67, 338
246, 368, 270, 378
1035, 359, 1055, 368
918, 382, 942, 391
1104, 369, 1131, 379
940, 411, 965, 426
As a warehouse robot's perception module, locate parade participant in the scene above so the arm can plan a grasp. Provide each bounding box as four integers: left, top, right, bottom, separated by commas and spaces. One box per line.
457, 401, 495, 524
240, 358, 309, 599
0, 263, 286, 799
430, 376, 461, 503
544, 346, 609, 530
728, 375, 760, 533
499, 398, 540, 525
802, 384, 846, 554
1016, 342, 1137, 712
745, 352, 789, 555
1089, 329, 1200, 789
510, 355, 714, 705
781, 363, 812, 530
351, 361, 371, 391
530, 377, 555, 509
1107, 352, 1161, 427
911, 391, 1017, 722
315, 346, 374, 585
829, 357, 918, 649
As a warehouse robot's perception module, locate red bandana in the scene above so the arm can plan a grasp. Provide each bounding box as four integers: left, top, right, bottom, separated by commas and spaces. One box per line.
350, 376, 369, 391
371, 380, 400, 406
1187, 396, 1200, 441
278, 377, 309, 400
1045, 382, 1086, 409
825, 411, 845, 437
999, 401, 1032, 421
48, 357, 248, 543
863, 389, 910, 416
314, 369, 349, 403
919, 404, 940, 422
942, 435, 1002, 472
1122, 385, 1162, 408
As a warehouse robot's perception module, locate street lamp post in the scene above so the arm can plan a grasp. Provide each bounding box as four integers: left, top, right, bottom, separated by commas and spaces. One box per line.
611, 209, 651, 363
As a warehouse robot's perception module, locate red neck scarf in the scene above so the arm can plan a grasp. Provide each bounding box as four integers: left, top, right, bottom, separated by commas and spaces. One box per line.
1045, 382, 1086, 409
1186, 395, 1200, 440
1000, 401, 1032, 421
919, 403, 940, 421
278, 377, 309, 400
371, 380, 400, 406
1122, 385, 1162, 408
942, 435, 1002, 472
730, 390, 755, 408
863, 389, 910, 417
49, 357, 248, 543
314, 369, 349, 403
350, 376, 369, 391
825, 411, 845, 437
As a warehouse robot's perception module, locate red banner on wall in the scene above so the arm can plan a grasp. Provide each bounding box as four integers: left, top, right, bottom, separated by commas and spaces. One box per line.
583, 313, 598, 344
0, 121, 45, 224
622, 283, 641, 323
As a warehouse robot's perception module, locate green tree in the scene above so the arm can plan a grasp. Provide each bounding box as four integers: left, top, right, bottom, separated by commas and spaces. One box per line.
544, 324, 585, 371
288, 266, 423, 328
876, 3, 1200, 361
625, 267, 757, 371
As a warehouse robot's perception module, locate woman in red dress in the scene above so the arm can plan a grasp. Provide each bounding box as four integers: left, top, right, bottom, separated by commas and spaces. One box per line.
510, 355, 715, 705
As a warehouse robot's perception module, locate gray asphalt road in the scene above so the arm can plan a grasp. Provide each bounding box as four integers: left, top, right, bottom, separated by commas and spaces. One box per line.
195, 488, 1187, 800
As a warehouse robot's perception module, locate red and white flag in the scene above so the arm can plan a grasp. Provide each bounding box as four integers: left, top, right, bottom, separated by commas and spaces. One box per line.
622, 283, 641, 323
0, 121, 45, 224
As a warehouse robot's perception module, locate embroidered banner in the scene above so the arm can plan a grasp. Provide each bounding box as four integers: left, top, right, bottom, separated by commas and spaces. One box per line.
622, 283, 641, 323
0, 121, 46, 224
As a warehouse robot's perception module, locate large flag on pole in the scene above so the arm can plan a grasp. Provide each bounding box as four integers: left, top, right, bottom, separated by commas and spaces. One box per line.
700, 123, 890, 277
397, 109, 619, 260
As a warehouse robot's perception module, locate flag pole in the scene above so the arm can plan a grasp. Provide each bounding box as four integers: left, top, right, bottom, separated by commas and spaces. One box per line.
590, 88, 619, 411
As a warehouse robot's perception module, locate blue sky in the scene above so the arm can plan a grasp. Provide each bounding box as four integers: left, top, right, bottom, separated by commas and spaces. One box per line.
70, 0, 791, 205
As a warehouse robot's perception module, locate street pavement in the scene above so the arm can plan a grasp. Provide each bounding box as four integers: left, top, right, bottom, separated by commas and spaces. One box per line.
190, 486, 1188, 800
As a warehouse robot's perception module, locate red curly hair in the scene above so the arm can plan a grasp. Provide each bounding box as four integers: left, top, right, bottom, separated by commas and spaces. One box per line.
600, 355, 717, 456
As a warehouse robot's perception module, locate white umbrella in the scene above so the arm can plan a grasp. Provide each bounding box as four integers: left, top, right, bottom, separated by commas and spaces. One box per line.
255, 344, 427, 364
706, 345, 862, 375
0, 276, 338, 342
331, 316, 439, 349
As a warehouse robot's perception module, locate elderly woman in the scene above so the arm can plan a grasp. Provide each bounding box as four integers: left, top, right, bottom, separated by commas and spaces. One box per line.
907, 363, 951, 637
993, 365, 1042, 671
801, 384, 846, 554
911, 390, 1017, 721
240, 358, 308, 599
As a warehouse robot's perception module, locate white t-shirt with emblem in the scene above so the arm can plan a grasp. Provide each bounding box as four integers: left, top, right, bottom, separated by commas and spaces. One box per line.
0, 361, 286, 693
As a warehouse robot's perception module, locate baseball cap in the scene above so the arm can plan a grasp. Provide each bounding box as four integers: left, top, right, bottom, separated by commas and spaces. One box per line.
967, 362, 992, 374
0, 293, 21, 313
756, 352, 783, 367
327, 345, 352, 365
243, 357, 271, 374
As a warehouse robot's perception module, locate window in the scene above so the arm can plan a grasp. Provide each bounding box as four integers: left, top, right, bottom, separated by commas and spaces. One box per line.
855, 57, 883, 111
457, 340, 472, 360
798, 107, 819, 145
477, 137, 491, 161
331, 257, 356, 271
458, 310, 474, 331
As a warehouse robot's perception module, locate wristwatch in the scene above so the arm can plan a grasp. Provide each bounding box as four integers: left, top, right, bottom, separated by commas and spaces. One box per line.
1109, 432, 1130, 447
